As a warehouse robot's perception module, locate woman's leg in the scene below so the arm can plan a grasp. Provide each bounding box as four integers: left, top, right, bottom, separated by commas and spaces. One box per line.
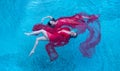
29, 36, 48, 56
29, 29, 50, 56
25, 29, 49, 37
39, 29, 49, 39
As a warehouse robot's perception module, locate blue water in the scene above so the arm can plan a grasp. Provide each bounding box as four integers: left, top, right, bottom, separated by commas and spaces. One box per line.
0, 0, 120, 71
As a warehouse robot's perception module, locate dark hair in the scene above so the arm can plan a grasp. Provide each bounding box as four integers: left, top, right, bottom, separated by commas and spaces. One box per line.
47, 22, 52, 26
47, 18, 56, 27
51, 18, 56, 21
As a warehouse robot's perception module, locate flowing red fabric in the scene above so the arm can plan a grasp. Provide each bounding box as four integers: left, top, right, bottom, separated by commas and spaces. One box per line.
32, 13, 101, 61
33, 25, 70, 61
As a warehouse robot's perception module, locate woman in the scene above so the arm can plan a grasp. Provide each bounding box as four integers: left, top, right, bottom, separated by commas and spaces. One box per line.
25, 26, 77, 61
25, 13, 100, 61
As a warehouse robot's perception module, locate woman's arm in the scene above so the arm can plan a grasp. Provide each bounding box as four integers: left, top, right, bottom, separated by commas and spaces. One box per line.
41, 16, 53, 23
58, 30, 75, 35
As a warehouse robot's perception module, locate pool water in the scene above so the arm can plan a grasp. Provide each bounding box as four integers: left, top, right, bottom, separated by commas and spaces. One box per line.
0, 0, 120, 71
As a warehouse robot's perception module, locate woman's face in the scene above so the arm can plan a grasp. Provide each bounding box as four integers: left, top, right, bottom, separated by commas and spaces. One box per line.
50, 21, 56, 26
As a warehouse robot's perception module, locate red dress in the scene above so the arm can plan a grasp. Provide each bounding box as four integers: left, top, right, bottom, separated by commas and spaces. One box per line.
46, 27, 71, 61
47, 27, 70, 42
32, 13, 100, 61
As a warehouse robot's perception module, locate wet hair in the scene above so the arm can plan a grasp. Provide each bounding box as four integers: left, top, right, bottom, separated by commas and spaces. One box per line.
51, 18, 56, 21
47, 18, 56, 27
47, 22, 52, 26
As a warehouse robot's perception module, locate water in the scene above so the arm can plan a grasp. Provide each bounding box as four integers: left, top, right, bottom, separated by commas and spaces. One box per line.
0, 0, 120, 71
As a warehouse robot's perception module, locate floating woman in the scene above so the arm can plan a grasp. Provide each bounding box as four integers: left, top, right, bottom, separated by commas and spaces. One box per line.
25, 27, 77, 61
25, 13, 101, 61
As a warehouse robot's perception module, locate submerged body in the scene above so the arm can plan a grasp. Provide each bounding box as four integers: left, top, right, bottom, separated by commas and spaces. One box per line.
25, 13, 101, 61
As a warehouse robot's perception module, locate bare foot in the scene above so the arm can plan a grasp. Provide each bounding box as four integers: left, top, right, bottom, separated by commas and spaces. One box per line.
29, 50, 34, 56
24, 33, 31, 36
